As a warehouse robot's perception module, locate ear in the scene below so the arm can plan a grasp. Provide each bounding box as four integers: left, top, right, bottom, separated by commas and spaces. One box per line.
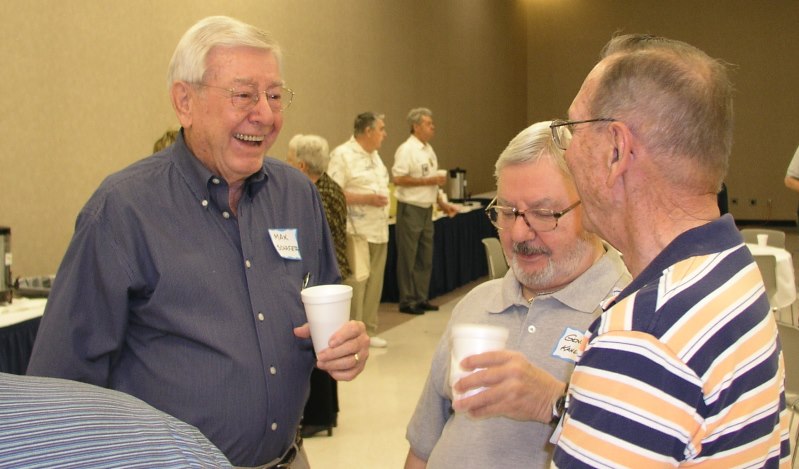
170, 81, 195, 129
605, 122, 633, 188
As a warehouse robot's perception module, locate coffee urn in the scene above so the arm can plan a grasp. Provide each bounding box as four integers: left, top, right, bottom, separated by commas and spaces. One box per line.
0, 227, 11, 304
446, 167, 468, 201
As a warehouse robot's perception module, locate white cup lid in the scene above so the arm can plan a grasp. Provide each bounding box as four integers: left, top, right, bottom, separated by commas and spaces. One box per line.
301, 284, 353, 304
451, 323, 509, 341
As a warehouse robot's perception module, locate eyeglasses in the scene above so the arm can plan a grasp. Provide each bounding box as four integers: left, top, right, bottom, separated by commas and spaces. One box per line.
198, 83, 295, 112
550, 118, 616, 151
485, 198, 582, 232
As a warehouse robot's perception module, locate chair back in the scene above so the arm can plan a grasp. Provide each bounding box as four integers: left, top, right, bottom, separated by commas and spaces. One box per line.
753, 255, 778, 307
788, 393, 799, 469
776, 323, 799, 467
779, 322, 799, 396
481, 237, 508, 280
740, 228, 786, 248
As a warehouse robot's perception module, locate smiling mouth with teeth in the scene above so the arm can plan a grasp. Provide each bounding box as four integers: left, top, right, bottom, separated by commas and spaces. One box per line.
235, 133, 265, 144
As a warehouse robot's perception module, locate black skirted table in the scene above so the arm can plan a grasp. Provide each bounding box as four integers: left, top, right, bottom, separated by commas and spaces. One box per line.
0, 298, 46, 375
381, 204, 498, 303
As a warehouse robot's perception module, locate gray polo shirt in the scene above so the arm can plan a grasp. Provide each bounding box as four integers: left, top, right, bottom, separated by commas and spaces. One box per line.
406, 247, 630, 468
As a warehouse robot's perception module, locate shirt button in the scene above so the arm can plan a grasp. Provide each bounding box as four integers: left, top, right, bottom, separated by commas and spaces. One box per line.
222, 211, 230, 219
245, 260, 252, 268
271, 422, 278, 431
270, 366, 277, 375
258, 312, 265, 321
211, 177, 220, 185
201, 199, 209, 207
528, 325, 537, 334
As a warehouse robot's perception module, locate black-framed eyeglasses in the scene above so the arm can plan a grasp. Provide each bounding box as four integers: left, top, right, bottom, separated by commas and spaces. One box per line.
197, 83, 295, 112
550, 118, 616, 151
485, 198, 582, 232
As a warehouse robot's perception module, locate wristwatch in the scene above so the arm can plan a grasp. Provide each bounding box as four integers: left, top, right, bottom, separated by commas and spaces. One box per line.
550, 386, 568, 425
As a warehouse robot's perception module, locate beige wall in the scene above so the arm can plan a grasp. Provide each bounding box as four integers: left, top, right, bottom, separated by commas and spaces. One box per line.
526, 0, 799, 223
4, 1, 798, 278
0, 0, 527, 277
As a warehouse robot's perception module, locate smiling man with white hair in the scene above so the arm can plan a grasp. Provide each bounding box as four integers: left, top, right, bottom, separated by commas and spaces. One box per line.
28, 16, 369, 468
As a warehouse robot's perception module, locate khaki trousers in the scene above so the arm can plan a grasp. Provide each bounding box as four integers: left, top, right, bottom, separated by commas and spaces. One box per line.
344, 241, 387, 336
395, 202, 434, 308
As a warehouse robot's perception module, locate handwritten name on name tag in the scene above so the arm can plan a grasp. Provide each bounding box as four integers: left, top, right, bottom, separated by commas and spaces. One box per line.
551, 327, 584, 363
268, 229, 302, 260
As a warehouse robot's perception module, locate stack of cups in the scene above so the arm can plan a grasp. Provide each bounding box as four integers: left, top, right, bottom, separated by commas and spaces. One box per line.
449, 323, 509, 403
300, 284, 353, 353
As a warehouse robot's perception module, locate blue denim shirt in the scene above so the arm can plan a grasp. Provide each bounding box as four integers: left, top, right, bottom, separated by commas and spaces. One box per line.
28, 132, 340, 466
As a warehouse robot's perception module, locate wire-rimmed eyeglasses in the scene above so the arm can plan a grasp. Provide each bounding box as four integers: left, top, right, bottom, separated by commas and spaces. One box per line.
485, 198, 582, 232
198, 83, 295, 112
550, 118, 616, 151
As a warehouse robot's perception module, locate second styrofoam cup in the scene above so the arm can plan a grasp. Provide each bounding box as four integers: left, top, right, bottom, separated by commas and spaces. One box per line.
757, 234, 768, 246
436, 169, 447, 185
300, 284, 352, 353
449, 323, 509, 402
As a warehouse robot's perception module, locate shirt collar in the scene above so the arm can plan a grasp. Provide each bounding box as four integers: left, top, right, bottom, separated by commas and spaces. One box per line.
171, 129, 268, 200
346, 136, 368, 154
315, 172, 331, 188
408, 134, 428, 149
347, 135, 380, 158
486, 244, 629, 316
611, 214, 739, 307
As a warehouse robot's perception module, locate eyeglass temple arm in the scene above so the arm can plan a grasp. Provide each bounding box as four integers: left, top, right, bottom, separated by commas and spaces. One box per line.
554, 200, 582, 219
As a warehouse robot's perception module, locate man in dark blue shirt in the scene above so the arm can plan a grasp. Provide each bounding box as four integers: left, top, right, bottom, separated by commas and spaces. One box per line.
28, 16, 369, 468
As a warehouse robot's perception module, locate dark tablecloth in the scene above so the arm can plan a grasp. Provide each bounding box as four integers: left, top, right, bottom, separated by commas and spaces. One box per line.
382, 206, 497, 302
0, 316, 41, 375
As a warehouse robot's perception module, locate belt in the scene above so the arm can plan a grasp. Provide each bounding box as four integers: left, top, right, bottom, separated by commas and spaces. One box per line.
236, 431, 303, 469
272, 432, 302, 469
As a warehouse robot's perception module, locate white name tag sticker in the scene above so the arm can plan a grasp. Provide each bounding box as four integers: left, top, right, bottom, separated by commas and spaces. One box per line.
551, 327, 584, 363
268, 229, 302, 260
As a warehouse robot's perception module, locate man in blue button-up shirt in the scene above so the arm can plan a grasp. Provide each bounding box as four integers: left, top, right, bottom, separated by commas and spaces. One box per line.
28, 16, 369, 468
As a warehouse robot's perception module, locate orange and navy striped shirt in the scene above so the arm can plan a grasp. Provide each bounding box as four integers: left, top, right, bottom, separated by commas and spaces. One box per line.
552, 216, 790, 468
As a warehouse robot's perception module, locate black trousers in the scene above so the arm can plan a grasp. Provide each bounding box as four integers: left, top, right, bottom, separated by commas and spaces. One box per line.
302, 368, 338, 427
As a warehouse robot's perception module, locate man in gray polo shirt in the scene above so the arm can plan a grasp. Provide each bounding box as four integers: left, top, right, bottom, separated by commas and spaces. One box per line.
404, 121, 630, 468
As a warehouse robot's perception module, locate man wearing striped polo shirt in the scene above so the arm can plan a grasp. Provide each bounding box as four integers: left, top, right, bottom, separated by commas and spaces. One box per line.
544, 34, 789, 466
